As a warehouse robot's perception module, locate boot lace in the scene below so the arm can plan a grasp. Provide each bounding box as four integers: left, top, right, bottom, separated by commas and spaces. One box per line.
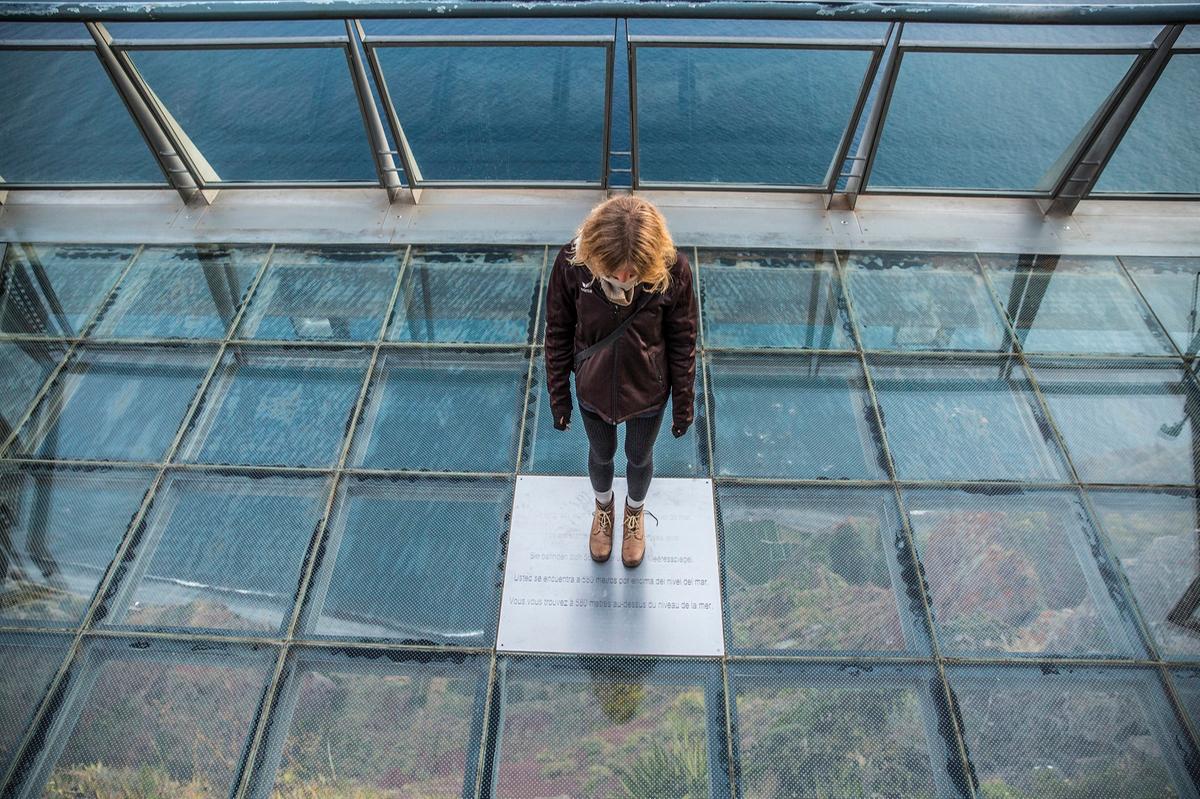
623, 505, 659, 540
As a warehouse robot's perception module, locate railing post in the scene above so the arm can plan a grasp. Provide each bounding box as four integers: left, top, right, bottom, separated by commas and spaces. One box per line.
345, 18, 406, 203
842, 21, 904, 210
1040, 23, 1185, 217
356, 20, 424, 203
85, 21, 212, 206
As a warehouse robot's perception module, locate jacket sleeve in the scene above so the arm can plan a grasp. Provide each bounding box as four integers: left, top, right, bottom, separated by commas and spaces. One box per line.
663, 250, 698, 429
544, 246, 576, 422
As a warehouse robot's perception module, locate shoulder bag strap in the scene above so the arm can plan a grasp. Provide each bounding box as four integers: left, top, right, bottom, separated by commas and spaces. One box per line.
574, 290, 656, 370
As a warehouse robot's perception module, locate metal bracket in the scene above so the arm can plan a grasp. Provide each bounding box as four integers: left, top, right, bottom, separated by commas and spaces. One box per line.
85, 21, 212, 207
1039, 23, 1185, 217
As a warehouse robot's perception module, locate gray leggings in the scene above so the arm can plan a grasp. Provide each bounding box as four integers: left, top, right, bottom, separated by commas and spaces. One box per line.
579, 403, 667, 502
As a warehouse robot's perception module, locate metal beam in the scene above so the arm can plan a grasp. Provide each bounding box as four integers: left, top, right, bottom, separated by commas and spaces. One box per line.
3, 0, 1200, 25
344, 19, 404, 203
843, 21, 904, 209
84, 21, 212, 206
1040, 24, 1185, 216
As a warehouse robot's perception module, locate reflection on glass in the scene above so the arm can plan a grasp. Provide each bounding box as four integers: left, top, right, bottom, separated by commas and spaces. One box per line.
719, 485, 921, 654
636, 47, 872, 185
374, 45, 606, 182
981, 254, 1175, 356
179, 348, 369, 467
31, 639, 272, 799
491, 656, 725, 799
0, 339, 65, 445
105, 471, 328, 634
842, 251, 1009, 352
389, 246, 543, 344
522, 356, 705, 477
709, 353, 886, 479
1, 244, 134, 337
1032, 360, 1200, 485
92, 245, 269, 340
870, 52, 1134, 191
1121, 257, 1200, 356
0, 51, 162, 184
950, 665, 1196, 799
0, 467, 150, 626
1088, 489, 1200, 660
0, 634, 71, 776
128, 47, 376, 181
904, 488, 1138, 658
305, 476, 510, 645
351, 348, 527, 472
256, 650, 488, 798
730, 663, 951, 799
17, 346, 215, 462
1095, 54, 1200, 195
868, 355, 1067, 481
697, 249, 852, 349
237, 246, 403, 342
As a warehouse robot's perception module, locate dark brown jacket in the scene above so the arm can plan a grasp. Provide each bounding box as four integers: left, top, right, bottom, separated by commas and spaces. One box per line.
544, 240, 698, 428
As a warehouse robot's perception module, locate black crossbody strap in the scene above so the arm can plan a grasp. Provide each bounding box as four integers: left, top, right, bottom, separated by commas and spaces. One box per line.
574, 290, 655, 370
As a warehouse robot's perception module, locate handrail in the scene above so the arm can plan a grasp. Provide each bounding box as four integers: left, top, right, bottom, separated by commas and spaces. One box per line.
1, 0, 1199, 25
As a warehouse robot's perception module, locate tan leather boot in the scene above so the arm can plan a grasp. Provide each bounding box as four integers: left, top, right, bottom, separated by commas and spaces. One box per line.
589, 495, 615, 562
622, 498, 646, 567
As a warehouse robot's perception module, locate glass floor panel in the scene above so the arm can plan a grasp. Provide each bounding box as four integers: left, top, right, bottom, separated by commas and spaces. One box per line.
1086, 488, 1200, 660
90, 244, 269, 341
728, 662, 959, 799
351, 348, 527, 473
488, 656, 729, 799
868, 354, 1069, 482
0, 244, 135, 337
0, 634, 71, 777
102, 470, 330, 635
20, 637, 274, 799
948, 665, 1199, 799
1030, 359, 1200, 485
236, 245, 404, 342
841, 251, 1010, 352
902, 487, 1141, 658
178, 347, 370, 468
5, 240, 1200, 799
521, 354, 707, 477
718, 484, 925, 655
981, 253, 1176, 356
708, 352, 886, 479
1120, 257, 1200, 357
248, 649, 490, 798
696, 248, 852, 350
0, 465, 151, 627
389, 245, 545, 345
303, 475, 510, 645
13, 345, 216, 463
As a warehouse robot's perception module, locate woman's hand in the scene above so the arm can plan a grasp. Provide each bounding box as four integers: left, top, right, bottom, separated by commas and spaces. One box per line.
554, 413, 571, 431
671, 422, 688, 438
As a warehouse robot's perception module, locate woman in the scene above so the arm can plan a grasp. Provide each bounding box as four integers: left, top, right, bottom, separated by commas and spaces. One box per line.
544, 195, 698, 568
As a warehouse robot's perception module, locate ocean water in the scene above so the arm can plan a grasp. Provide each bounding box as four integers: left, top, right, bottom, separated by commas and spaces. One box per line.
0, 14, 1195, 192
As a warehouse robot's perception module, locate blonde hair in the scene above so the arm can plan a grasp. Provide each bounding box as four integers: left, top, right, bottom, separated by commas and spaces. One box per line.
566, 195, 676, 295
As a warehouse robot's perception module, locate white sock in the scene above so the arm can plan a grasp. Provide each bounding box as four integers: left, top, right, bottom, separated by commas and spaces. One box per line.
626, 495, 645, 509
595, 488, 613, 505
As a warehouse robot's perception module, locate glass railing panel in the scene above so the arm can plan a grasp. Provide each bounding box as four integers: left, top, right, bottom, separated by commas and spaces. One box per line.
372, 43, 608, 183
869, 50, 1136, 192
303, 475, 511, 645
0, 50, 163, 185
125, 45, 378, 182
101, 470, 329, 635
1093, 53, 1200, 195
635, 46, 874, 186
0, 465, 151, 627
904, 487, 1143, 658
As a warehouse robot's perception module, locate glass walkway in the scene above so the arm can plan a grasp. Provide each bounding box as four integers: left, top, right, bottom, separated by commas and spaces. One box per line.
3, 241, 1200, 798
